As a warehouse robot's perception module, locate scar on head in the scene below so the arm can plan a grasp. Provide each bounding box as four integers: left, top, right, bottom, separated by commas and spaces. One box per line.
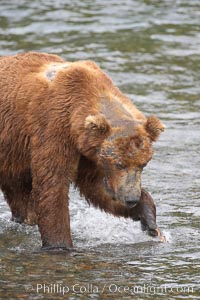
45, 63, 69, 81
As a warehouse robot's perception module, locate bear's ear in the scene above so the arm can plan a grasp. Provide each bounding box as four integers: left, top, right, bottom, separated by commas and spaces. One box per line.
84, 114, 111, 135
145, 115, 165, 142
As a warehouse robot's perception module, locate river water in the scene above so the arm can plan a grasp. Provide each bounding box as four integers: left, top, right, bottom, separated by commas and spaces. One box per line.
0, 0, 199, 299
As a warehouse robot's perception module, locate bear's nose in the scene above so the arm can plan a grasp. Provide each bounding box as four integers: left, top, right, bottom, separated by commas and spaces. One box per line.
125, 196, 140, 208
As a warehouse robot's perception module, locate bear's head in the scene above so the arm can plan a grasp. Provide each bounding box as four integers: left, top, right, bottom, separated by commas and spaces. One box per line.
79, 114, 165, 208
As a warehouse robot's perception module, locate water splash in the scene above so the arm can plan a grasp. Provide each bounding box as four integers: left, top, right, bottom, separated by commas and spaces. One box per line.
161, 230, 172, 243
69, 188, 161, 248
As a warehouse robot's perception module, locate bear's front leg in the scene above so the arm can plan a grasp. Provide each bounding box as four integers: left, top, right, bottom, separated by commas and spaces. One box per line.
31, 135, 76, 250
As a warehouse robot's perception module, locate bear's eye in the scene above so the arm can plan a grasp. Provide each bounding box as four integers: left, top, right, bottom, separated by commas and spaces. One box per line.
116, 162, 124, 170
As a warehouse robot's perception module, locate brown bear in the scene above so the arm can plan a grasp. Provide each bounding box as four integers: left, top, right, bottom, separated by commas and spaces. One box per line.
0, 52, 165, 250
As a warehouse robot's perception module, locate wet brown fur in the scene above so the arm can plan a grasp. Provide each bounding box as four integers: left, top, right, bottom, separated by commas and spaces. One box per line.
0, 52, 164, 249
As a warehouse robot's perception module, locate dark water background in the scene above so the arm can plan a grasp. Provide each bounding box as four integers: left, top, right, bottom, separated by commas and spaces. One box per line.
0, 0, 199, 299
